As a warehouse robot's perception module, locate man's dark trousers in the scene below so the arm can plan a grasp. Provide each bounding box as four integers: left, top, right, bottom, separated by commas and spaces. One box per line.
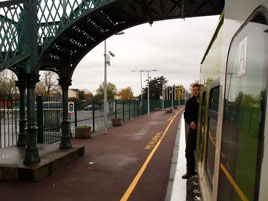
185, 128, 197, 172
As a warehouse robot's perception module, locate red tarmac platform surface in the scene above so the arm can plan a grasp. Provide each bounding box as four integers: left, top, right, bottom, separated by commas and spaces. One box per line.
0, 107, 184, 201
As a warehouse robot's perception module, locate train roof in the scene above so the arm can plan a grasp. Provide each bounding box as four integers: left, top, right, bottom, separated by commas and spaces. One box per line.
201, 11, 224, 64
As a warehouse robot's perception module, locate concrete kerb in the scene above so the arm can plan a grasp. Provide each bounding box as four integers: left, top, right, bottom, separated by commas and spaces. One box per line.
165, 113, 187, 201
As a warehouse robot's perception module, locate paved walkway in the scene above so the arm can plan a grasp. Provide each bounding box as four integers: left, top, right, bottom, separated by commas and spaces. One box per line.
0, 106, 186, 201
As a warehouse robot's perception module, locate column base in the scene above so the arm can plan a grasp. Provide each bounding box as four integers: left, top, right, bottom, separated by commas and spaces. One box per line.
17, 119, 27, 147
60, 136, 72, 149
24, 125, 40, 164
17, 134, 27, 147
60, 120, 72, 149
23, 146, 40, 164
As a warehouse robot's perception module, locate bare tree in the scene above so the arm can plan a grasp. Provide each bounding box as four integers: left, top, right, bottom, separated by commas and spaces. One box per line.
0, 70, 59, 99
0, 70, 18, 99
38, 71, 59, 98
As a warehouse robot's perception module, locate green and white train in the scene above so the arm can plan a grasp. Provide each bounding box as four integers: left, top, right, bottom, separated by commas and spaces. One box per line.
197, 0, 268, 201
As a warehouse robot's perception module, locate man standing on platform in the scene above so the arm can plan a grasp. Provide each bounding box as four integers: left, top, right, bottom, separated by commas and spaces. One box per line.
182, 83, 200, 179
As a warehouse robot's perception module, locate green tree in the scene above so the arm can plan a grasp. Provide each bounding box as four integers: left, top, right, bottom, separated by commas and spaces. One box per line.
95, 82, 117, 100
142, 76, 167, 100
118, 87, 134, 100
79, 89, 93, 101
176, 84, 187, 100
79, 90, 86, 100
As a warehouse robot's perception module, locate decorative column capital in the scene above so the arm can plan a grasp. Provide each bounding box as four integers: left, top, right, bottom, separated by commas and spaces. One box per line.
25, 73, 40, 88
58, 77, 72, 90
15, 79, 26, 90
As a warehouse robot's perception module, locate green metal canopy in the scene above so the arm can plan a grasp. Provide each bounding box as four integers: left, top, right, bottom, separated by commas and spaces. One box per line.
0, 0, 224, 77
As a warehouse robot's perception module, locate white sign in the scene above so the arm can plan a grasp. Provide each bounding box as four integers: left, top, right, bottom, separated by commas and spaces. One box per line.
237, 37, 248, 77
68, 101, 74, 114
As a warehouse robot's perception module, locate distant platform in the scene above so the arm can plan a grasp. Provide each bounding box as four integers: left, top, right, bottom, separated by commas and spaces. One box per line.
0, 143, 84, 182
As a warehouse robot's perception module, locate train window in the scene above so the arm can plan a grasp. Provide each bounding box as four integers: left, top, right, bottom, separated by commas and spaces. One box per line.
201, 91, 207, 126
201, 90, 207, 127
218, 9, 268, 201
202, 91, 206, 108
209, 86, 219, 112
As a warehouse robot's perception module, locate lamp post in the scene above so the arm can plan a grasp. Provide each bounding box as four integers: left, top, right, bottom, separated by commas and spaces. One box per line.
162, 80, 165, 110
104, 40, 115, 134
103, 32, 124, 134
178, 87, 181, 106
132, 70, 145, 113
145, 69, 157, 115
171, 85, 174, 108
168, 86, 170, 100
104, 40, 108, 134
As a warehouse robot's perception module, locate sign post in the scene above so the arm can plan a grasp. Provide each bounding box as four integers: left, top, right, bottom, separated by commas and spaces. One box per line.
68, 101, 74, 114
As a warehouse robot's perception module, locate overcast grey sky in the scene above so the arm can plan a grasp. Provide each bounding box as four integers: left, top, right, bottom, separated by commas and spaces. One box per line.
71, 16, 220, 96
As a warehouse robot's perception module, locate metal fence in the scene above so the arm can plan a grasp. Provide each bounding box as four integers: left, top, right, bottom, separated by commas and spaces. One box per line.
0, 97, 63, 148
37, 96, 63, 144
0, 98, 185, 149
69, 99, 141, 133
70, 99, 185, 134
0, 100, 19, 148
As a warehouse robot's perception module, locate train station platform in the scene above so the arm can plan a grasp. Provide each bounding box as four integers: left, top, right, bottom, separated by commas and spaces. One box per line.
0, 106, 187, 201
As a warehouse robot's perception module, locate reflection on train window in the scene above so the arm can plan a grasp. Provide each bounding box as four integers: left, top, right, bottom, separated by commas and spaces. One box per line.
218, 12, 268, 201
202, 91, 206, 107
209, 86, 219, 112
205, 85, 219, 189
198, 91, 206, 161
201, 91, 207, 126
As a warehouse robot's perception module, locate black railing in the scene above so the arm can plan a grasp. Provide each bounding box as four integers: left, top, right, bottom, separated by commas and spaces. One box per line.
0, 100, 19, 148
0, 97, 185, 149
38, 97, 63, 144
70, 99, 185, 134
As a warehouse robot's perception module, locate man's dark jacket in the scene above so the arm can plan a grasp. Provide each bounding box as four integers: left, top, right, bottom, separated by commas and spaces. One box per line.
184, 96, 199, 126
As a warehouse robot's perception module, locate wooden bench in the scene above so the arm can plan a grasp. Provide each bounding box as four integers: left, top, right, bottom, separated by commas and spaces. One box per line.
165, 108, 173, 114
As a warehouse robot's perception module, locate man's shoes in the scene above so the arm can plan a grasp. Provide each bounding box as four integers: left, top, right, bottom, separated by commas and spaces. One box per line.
182, 171, 197, 179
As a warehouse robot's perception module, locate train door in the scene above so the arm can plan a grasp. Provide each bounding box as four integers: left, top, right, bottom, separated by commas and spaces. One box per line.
205, 79, 220, 190
197, 87, 207, 163
218, 7, 268, 201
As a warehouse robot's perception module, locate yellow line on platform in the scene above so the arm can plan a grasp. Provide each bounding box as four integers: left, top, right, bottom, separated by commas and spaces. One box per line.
167, 116, 173, 122
120, 108, 183, 201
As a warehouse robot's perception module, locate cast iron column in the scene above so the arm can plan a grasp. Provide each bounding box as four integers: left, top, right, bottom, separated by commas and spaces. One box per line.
24, 73, 40, 164
16, 79, 27, 147
59, 78, 72, 149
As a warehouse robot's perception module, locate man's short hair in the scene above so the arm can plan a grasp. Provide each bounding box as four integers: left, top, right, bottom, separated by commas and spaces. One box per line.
192, 83, 200, 88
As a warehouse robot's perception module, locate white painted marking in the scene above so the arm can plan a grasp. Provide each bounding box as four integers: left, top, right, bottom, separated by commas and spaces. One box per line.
170, 117, 187, 201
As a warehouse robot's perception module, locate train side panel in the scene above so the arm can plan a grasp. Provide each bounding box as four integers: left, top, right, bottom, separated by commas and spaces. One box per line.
199, 1, 268, 201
